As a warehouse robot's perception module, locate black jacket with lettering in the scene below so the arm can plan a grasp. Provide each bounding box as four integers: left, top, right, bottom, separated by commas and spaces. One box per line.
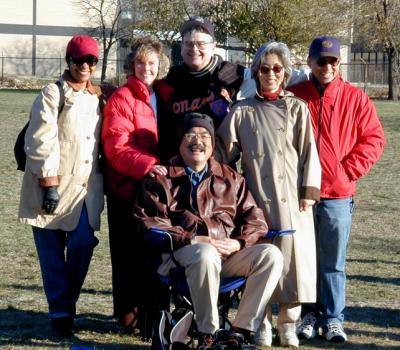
155, 56, 245, 163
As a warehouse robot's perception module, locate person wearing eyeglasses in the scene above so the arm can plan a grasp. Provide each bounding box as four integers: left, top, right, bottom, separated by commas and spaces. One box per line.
287, 37, 385, 343
18, 35, 104, 337
156, 16, 255, 163
216, 42, 321, 348
135, 112, 283, 348
101, 36, 170, 336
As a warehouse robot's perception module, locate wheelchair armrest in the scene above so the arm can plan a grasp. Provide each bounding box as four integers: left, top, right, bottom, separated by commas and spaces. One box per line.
265, 229, 296, 239
145, 227, 174, 252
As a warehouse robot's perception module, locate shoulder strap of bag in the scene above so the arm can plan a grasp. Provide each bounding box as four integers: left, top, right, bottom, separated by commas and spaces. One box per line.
14, 80, 66, 171
55, 80, 65, 115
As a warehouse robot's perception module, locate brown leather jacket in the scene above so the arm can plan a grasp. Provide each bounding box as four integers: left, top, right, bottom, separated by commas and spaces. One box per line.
134, 156, 269, 250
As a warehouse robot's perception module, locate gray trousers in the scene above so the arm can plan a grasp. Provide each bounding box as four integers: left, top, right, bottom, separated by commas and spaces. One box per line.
158, 242, 283, 334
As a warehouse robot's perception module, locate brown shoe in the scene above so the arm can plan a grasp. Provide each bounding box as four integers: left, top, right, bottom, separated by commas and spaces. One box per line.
120, 307, 140, 333
197, 333, 214, 349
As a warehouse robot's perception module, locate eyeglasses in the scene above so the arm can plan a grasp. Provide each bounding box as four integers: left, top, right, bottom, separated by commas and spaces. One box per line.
316, 57, 339, 67
259, 65, 284, 75
183, 41, 214, 50
70, 56, 98, 67
183, 132, 212, 142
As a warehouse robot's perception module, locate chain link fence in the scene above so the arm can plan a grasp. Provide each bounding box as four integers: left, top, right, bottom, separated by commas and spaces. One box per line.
0, 55, 121, 85
0, 55, 391, 97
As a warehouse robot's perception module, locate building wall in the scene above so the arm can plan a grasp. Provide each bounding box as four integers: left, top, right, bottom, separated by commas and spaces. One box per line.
0, 0, 117, 80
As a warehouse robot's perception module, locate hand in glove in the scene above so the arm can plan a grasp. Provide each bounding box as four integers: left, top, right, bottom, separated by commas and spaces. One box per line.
42, 186, 60, 214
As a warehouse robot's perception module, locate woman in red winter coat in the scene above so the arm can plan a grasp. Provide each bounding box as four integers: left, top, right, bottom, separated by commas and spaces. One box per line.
101, 36, 169, 335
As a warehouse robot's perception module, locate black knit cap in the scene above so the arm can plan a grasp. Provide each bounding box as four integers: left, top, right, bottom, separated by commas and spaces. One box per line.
177, 113, 215, 146
180, 16, 215, 40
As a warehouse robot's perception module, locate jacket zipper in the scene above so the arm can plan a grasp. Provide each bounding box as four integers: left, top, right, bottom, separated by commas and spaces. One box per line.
317, 95, 324, 152
329, 104, 334, 133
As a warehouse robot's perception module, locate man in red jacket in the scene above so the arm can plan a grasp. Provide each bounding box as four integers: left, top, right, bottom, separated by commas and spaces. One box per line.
289, 36, 385, 343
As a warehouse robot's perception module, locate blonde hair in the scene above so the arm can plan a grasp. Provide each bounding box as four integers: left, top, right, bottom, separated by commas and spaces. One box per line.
124, 36, 170, 79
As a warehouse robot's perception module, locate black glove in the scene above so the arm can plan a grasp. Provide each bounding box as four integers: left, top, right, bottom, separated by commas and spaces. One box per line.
42, 186, 60, 214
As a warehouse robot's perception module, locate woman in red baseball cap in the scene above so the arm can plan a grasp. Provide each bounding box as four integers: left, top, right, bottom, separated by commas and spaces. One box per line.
18, 34, 104, 337
65, 35, 100, 87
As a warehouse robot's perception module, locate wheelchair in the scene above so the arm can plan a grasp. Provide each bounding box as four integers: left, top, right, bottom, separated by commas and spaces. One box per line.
145, 228, 247, 336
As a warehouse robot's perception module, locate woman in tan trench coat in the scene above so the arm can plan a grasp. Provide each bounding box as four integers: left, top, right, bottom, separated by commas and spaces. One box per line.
18, 35, 104, 337
216, 42, 321, 348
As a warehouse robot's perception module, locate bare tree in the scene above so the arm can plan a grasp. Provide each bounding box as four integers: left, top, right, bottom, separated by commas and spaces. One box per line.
354, 0, 399, 100
135, 0, 194, 47
199, 0, 353, 54
74, 0, 134, 81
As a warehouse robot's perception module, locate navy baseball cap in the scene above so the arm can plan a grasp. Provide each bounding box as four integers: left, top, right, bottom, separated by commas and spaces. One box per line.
309, 36, 341, 59
180, 16, 215, 40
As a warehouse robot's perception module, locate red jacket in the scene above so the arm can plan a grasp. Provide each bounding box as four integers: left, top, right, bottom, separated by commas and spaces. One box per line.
102, 76, 159, 201
288, 76, 385, 198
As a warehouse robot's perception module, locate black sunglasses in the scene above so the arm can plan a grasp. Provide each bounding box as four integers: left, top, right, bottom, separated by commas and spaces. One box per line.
70, 56, 98, 67
316, 57, 339, 67
259, 65, 284, 75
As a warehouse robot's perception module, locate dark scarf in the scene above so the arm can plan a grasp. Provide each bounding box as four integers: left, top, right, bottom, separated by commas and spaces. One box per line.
311, 75, 326, 96
185, 55, 219, 78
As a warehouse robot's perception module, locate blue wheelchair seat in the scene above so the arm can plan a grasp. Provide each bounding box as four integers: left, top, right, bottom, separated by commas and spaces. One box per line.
159, 267, 246, 296
146, 228, 247, 329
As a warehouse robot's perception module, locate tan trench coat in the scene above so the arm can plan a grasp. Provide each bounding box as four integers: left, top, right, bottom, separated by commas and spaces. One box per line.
18, 78, 104, 231
216, 91, 321, 303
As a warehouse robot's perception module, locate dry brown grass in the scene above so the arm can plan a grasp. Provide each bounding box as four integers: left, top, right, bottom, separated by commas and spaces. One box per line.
0, 92, 399, 349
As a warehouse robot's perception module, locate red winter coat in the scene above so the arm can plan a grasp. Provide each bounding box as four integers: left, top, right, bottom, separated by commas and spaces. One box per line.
102, 76, 159, 201
288, 76, 385, 198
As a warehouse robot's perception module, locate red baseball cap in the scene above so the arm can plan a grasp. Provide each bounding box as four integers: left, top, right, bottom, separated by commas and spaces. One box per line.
66, 35, 99, 59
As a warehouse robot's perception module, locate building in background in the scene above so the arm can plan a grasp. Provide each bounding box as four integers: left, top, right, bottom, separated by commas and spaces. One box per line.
0, 1, 389, 88
0, 0, 117, 80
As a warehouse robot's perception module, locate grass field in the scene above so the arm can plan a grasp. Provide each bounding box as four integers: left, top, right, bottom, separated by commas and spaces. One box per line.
0, 90, 399, 350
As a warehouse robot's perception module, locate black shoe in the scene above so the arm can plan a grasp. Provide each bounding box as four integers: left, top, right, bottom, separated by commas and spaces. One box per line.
229, 327, 254, 345
214, 329, 247, 350
51, 317, 73, 337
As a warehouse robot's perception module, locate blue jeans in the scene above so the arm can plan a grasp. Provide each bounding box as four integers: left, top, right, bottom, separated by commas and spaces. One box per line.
33, 204, 98, 319
302, 197, 354, 326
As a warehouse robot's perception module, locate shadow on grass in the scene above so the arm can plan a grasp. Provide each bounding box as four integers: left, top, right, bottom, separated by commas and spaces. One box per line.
8, 283, 112, 296
298, 309, 400, 350
1, 305, 399, 349
347, 258, 400, 265
0, 307, 149, 349
347, 274, 400, 286
300, 338, 400, 350
346, 305, 400, 326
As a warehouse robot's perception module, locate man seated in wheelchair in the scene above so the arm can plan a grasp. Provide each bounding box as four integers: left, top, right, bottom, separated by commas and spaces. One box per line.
134, 112, 284, 346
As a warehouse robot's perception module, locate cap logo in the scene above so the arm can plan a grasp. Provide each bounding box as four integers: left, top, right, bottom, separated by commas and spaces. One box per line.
322, 40, 333, 48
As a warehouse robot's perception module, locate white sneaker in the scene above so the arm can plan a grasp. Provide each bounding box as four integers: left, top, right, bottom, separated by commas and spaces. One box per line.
278, 324, 299, 348
322, 323, 347, 342
296, 312, 318, 339
279, 332, 299, 348
254, 329, 272, 347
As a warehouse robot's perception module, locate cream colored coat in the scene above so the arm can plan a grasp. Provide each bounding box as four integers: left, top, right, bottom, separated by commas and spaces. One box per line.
18, 78, 104, 231
216, 91, 321, 302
